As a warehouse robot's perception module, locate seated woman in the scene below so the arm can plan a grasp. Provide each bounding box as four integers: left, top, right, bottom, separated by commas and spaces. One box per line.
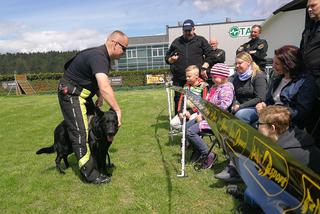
186, 63, 234, 169
231, 52, 268, 127
256, 45, 317, 130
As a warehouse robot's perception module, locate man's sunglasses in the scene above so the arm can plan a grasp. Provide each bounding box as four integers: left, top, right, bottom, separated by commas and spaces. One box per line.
112, 40, 127, 52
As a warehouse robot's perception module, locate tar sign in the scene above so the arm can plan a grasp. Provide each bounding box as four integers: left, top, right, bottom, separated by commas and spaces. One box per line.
229, 26, 252, 38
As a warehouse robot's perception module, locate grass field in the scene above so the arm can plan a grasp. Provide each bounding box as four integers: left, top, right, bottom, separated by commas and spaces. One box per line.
0, 88, 238, 213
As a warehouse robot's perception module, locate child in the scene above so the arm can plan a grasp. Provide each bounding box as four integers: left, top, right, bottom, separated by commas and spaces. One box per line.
186, 63, 234, 169
170, 65, 208, 131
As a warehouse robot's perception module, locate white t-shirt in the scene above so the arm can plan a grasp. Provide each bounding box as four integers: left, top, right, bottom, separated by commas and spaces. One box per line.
273, 78, 291, 105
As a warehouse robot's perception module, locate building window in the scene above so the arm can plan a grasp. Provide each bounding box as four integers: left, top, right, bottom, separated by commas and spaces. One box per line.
127, 49, 137, 59
152, 47, 164, 57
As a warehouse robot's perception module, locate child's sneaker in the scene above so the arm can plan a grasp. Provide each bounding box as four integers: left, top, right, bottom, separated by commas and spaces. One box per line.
201, 152, 217, 169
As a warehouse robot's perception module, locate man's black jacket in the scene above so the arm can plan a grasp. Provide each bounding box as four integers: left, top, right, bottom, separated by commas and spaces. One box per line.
165, 35, 214, 81
236, 38, 268, 70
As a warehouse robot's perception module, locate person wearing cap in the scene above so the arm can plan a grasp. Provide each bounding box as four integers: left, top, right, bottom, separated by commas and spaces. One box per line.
165, 19, 215, 114
186, 63, 234, 169
236, 25, 268, 71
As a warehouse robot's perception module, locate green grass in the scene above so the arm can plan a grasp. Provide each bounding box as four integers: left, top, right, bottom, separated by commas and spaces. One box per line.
0, 88, 238, 213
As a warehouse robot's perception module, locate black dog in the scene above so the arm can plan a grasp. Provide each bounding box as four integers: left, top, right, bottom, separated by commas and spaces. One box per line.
36, 108, 118, 175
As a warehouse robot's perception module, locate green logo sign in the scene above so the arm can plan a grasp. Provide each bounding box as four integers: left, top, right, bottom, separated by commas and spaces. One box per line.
229, 26, 252, 38
229, 26, 240, 38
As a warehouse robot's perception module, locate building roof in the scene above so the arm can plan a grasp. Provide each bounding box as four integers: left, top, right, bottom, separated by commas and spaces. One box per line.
128, 34, 168, 45
273, 0, 306, 14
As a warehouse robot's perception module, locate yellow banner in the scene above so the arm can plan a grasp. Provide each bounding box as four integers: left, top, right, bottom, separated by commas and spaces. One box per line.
146, 74, 165, 84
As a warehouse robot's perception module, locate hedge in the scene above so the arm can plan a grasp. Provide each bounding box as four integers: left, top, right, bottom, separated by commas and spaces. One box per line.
0, 69, 170, 93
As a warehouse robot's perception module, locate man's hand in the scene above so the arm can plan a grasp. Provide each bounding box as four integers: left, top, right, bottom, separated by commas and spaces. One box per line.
115, 109, 122, 127
200, 69, 208, 81
168, 54, 179, 64
95, 96, 103, 107
200, 63, 210, 81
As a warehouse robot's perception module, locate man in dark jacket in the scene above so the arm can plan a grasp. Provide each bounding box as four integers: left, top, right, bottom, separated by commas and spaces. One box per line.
165, 19, 214, 114
209, 38, 225, 64
301, 0, 320, 88
300, 0, 320, 142
236, 25, 268, 71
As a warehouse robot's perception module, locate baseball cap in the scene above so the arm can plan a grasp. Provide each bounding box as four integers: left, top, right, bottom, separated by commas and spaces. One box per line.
210, 63, 230, 79
182, 19, 195, 31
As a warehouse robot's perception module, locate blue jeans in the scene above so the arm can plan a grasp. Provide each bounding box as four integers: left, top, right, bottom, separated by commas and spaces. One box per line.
234, 107, 258, 127
186, 119, 209, 155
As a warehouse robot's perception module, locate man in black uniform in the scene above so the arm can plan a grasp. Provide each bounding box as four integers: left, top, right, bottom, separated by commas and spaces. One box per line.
300, 0, 320, 143
58, 30, 127, 184
209, 38, 225, 64
165, 19, 214, 114
236, 25, 268, 71
204, 38, 226, 86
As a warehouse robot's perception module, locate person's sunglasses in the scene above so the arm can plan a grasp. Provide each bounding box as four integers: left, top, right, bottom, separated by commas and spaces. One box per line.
112, 40, 127, 52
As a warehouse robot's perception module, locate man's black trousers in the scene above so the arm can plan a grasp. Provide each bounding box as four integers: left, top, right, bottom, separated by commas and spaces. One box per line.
57, 79, 100, 182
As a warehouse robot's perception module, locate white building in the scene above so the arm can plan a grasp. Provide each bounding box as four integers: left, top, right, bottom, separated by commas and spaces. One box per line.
261, 0, 306, 58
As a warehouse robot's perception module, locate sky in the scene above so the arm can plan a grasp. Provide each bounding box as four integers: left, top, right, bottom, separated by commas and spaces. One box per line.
0, 0, 293, 53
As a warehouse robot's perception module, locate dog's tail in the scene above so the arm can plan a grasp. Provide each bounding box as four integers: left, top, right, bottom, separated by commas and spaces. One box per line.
36, 145, 55, 154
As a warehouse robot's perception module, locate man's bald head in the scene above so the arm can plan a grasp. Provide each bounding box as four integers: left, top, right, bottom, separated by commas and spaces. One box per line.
209, 38, 219, 50
106, 30, 128, 59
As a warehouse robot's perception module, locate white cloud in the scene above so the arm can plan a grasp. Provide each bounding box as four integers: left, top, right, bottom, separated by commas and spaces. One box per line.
0, 21, 28, 37
182, 0, 292, 18
253, 0, 292, 17
0, 28, 107, 53
190, 0, 245, 14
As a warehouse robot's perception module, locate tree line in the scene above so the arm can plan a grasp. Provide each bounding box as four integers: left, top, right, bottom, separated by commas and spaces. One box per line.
0, 51, 78, 74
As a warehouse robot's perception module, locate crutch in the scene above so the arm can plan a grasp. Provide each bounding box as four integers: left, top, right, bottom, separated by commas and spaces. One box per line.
166, 81, 174, 141
177, 93, 187, 177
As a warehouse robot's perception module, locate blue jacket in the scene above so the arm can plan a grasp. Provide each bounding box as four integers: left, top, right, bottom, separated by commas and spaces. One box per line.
266, 73, 317, 129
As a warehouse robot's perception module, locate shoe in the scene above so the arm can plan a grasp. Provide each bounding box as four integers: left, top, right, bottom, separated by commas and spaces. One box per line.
169, 129, 182, 135
92, 173, 111, 184
214, 165, 242, 183
201, 152, 218, 169
190, 150, 201, 163
226, 184, 244, 201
